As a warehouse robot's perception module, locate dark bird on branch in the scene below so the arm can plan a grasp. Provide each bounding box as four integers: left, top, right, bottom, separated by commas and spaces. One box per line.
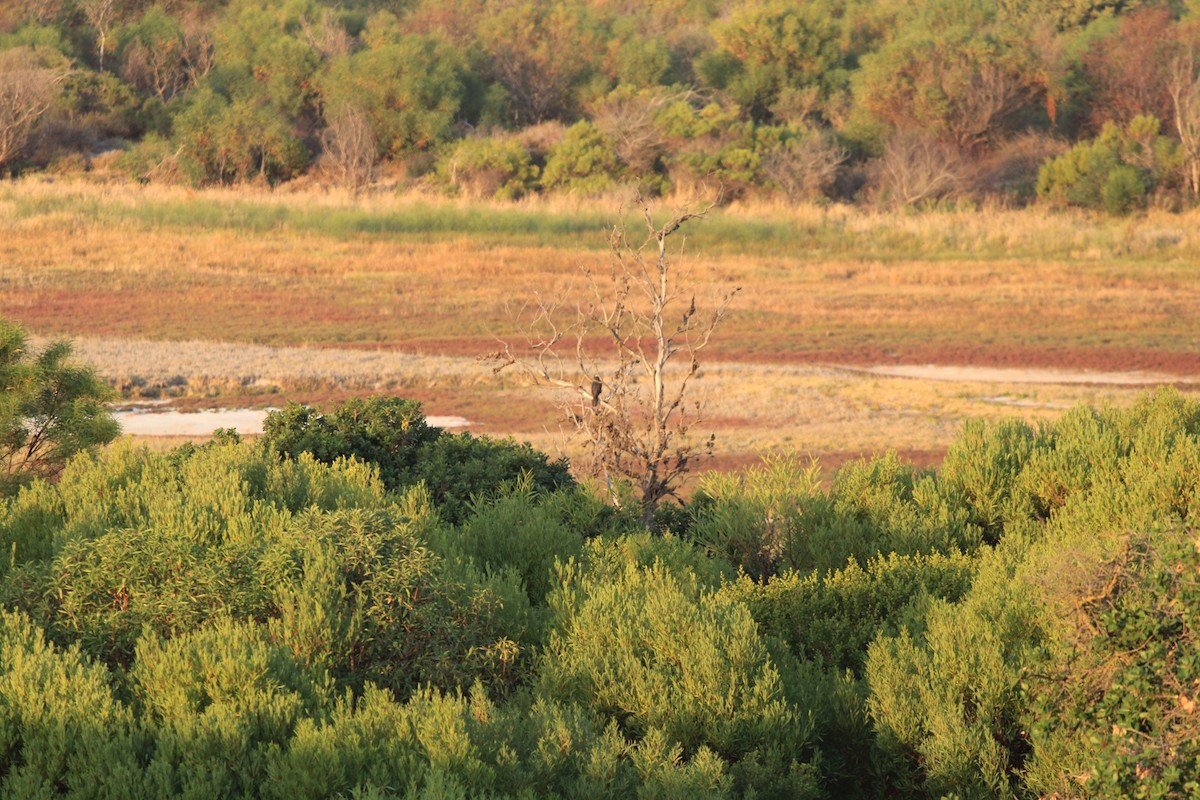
591, 374, 602, 407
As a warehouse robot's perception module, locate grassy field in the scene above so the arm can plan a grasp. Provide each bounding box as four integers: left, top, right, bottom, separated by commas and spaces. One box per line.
4, 177, 1199, 478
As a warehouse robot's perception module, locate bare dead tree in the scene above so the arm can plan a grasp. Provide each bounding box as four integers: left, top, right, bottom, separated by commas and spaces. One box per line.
591, 89, 693, 174
875, 129, 964, 208
1168, 44, 1200, 200
80, 0, 118, 73
180, 11, 216, 89
302, 9, 355, 59
761, 133, 847, 202
489, 196, 739, 524
0, 48, 65, 173
320, 104, 379, 192
121, 37, 187, 104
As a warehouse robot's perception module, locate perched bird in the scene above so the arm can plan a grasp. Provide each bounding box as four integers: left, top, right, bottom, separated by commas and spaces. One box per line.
591, 374, 602, 407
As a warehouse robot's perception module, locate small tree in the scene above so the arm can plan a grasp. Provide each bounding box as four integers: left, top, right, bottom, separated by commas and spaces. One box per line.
490, 197, 739, 524
0, 321, 119, 496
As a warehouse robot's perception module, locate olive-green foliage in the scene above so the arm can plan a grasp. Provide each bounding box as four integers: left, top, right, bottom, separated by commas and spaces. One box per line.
437, 135, 539, 200
866, 388, 1200, 797
693, 451, 980, 579
542, 541, 820, 798
1037, 115, 1182, 213
269, 501, 531, 697
0, 609, 142, 799
134, 617, 331, 799
938, 416, 1042, 541
1024, 530, 1200, 799
0, 440, 527, 697
173, 86, 310, 185
867, 540, 1043, 797
853, 19, 1043, 149
263, 397, 438, 489
724, 550, 977, 675
321, 35, 466, 157
703, 0, 847, 123
541, 121, 623, 193
431, 482, 584, 608
262, 397, 574, 524
2, 377, 1200, 797
0, 320, 118, 500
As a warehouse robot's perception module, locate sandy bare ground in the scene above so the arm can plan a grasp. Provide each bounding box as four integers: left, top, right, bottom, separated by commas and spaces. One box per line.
114, 407, 471, 437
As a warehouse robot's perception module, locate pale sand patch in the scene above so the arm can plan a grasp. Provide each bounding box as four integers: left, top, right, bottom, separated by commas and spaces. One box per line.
115, 408, 470, 437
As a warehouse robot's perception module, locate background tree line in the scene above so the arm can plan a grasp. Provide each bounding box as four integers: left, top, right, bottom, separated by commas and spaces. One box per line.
2, 0, 1200, 211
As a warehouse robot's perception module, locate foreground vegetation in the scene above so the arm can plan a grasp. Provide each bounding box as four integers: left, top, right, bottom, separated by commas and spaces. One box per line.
0, 382, 1197, 797
2, 0, 1200, 213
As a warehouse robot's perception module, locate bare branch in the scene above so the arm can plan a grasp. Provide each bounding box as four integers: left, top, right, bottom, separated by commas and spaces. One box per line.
485, 195, 738, 524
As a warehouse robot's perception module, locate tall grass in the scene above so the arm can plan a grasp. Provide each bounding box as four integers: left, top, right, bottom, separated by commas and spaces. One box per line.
8, 178, 1200, 262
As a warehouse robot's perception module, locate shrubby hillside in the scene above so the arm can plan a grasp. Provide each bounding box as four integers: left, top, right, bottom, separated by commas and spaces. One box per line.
1, 0, 1200, 211
0, 383, 1197, 797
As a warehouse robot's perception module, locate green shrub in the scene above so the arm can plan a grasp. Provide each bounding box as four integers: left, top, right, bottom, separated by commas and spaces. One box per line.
437, 136, 539, 200
263, 398, 437, 489
270, 503, 531, 697
1023, 529, 1200, 799
0, 609, 142, 798
135, 617, 330, 799
939, 417, 1043, 542
694, 452, 980, 578
723, 550, 977, 675
265, 685, 499, 800
263, 398, 573, 524
432, 483, 583, 607
1036, 116, 1180, 214
320, 36, 466, 158
541, 121, 622, 194
866, 540, 1043, 797
173, 87, 311, 185
542, 557, 818, 797
0, 321, 118, 498
410, 432, 574, 525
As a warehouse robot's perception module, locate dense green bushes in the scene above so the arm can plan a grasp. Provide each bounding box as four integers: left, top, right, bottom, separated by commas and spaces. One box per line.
0, 388, 1198, 795
262, 397, 574, 523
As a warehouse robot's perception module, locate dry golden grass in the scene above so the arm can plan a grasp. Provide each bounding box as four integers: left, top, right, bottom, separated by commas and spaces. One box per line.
5, 177, 1200, 474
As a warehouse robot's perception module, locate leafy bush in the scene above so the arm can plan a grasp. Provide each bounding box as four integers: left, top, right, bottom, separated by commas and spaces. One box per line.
320, 36, 466, 158
693, 452, 980, 579
173, 87, 311, 185
135, 617, 330, 799
723, 550, 977, 675
263, 398, 574, 524
541, 121, 623, 194
270, 503, 531, 697
437, 135, 539, 199
263, 397, 438, 489
1036, 116, 1181, 214
542, 556, 819, 797
431, 482, 583, 607
0, 609, 142, 798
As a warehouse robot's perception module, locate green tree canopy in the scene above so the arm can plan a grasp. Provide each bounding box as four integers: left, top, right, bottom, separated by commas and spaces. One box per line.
0, 320, 118, 497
